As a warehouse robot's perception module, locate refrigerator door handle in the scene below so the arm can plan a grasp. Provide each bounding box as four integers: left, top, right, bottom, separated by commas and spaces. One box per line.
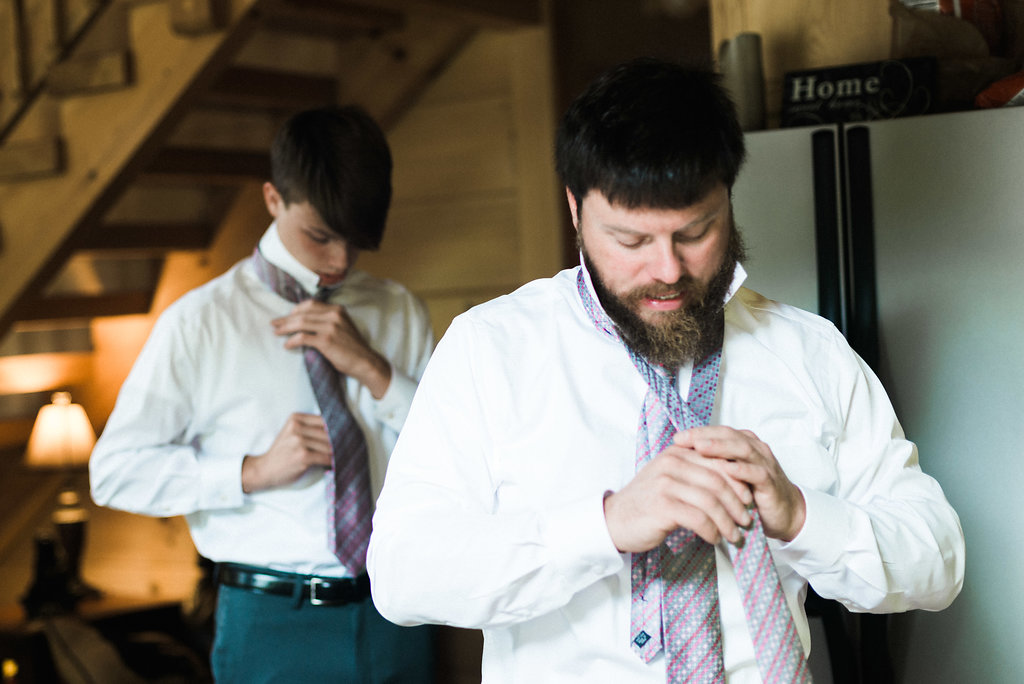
845, 125, 880, 371
811, 129, 844, 333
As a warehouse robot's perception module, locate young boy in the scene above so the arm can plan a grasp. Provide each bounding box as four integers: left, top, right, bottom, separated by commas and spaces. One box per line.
92, 106, 435, 682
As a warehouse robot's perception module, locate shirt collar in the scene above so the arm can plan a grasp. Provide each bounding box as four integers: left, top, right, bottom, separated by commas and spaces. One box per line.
727, 262, 748, 301
258, 221, 322, 296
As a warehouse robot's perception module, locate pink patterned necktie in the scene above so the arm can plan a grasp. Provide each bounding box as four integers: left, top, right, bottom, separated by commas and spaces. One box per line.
577, 270, 810, 683
252, 247, 373, 572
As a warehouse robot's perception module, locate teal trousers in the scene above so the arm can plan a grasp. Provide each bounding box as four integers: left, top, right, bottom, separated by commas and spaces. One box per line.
211, 583, 435, 683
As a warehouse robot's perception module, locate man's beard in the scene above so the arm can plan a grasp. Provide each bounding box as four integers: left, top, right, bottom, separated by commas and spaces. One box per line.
583, 225, 745, 369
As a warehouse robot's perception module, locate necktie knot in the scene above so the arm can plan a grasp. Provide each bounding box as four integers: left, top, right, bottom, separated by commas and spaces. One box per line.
251, 247, 311, 303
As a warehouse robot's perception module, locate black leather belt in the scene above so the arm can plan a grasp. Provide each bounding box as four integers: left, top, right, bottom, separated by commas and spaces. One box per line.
217, 563, 370, 607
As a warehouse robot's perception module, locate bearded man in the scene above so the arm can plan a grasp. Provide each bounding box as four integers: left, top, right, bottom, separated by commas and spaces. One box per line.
367, 59, 964, 684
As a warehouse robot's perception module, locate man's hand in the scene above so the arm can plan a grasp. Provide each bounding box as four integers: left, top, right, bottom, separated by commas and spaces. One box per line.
674, 426, 806, 542
603, 443, 754, 553
272, 300, 392, 399
241, 413, 333, 493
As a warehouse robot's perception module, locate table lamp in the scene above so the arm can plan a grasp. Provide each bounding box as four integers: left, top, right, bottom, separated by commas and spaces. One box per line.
23, 391, 101, 614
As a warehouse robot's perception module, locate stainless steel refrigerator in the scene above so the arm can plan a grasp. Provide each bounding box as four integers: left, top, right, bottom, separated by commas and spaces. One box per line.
732, 106, 1024, 684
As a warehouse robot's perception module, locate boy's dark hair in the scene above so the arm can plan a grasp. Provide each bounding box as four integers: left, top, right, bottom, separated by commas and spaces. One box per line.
270, 106, 392, 250
555, 58, 746, 210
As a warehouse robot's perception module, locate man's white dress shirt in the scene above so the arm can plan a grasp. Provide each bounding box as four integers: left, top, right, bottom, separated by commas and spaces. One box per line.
91, 223, 434, 578
367, 264, 964, 682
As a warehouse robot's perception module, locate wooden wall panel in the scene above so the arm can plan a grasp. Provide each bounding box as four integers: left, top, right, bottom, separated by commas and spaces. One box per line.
389, 97, 517, 200
361, 26, 562, 339
507, 25, 564, 285
380, 194, 520, 291
335, 12, 474, 130
419, 288, 513, 341
417, 31, 513, 102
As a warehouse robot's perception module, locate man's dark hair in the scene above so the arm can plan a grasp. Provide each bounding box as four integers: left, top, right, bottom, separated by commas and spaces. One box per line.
270, 105, 392, 250
555, 58, 746, 210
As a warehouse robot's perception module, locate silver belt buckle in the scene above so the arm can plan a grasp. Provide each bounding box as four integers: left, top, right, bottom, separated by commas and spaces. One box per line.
309, 576, 327, 605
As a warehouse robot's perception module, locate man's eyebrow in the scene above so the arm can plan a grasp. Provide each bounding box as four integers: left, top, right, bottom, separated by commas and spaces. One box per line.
600, 202, 726, 236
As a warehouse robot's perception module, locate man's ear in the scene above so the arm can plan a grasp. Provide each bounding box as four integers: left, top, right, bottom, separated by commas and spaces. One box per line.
565, 188, 580, 230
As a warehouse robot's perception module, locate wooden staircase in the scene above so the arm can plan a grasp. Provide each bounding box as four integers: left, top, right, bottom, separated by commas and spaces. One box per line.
0, 0, 543, 443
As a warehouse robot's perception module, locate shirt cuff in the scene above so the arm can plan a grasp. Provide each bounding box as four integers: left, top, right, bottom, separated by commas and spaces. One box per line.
540, 491, 625, 588
197, 448, 247, 511
771, 485, 848, 570
373, 363, 417, 431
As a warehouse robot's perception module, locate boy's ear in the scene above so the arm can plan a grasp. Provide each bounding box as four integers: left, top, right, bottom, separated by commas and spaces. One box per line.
263, 182, 283, 217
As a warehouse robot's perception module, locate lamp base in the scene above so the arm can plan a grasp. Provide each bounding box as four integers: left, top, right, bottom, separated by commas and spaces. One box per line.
54, 517, 103, 601
52, 489, 103, 602
21, 488, 103, 618
21, 535, 80, 619
66, 574, 104, 602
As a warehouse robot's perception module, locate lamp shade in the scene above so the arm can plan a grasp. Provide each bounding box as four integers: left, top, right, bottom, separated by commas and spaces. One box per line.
25, 392, 96, 469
